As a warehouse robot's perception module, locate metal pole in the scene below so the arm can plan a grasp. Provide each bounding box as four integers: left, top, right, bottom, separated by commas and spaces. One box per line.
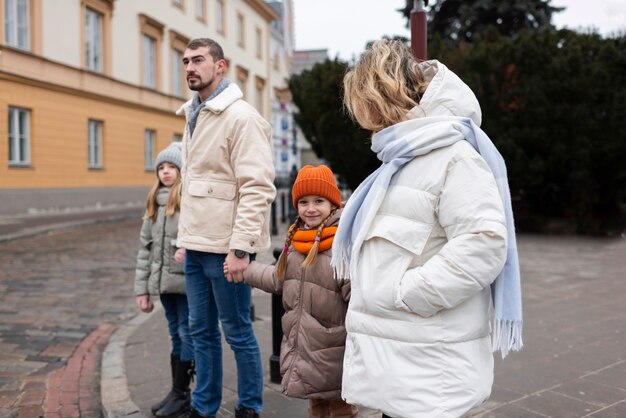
410, 0, 428, 60
269, 246, 285, 383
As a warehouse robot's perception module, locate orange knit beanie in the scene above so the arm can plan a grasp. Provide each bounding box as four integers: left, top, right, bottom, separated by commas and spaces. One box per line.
292, 165, 342, 208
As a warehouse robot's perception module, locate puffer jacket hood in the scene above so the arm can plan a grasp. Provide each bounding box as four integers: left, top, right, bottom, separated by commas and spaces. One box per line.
408, 60, 482, 126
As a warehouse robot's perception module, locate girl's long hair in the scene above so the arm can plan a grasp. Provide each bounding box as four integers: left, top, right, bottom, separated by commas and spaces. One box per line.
343, 39, 429, 132
144, 168, 182, 221
274, 207, 338, 283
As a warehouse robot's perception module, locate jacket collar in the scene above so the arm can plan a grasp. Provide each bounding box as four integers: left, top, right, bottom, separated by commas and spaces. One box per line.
176, 83, 244, 116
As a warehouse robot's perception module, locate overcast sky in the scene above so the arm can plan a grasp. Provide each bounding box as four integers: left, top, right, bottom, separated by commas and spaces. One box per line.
292, 0, 626, 60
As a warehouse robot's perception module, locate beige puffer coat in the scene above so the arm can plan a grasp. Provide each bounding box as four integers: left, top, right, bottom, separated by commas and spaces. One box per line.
244, 210, 350, 400
134, 187, 185, 295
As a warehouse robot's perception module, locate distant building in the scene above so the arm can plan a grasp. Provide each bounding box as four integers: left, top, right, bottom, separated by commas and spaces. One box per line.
0, 0, 284, 215
291, 48, 329, 74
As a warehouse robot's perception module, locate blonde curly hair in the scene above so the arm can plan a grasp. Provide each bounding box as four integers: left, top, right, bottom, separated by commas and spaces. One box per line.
343, 39, 430, 132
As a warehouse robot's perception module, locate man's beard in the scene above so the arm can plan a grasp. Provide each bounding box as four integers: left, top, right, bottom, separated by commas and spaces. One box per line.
188, 75, 213, 92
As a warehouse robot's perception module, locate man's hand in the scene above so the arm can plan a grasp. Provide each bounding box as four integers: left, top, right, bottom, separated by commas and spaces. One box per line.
225, 251, 249, 283
174, 248, 186, 264
135, 294, 154, 313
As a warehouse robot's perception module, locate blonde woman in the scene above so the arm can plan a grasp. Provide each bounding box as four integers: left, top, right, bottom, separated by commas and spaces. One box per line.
333, 40, 522, 417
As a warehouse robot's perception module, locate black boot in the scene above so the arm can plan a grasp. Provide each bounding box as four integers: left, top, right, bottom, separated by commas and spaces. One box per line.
235, 408, 260, 418
184, 408, 203, 417
155, 359, 194, 418
151, 355, 179, 415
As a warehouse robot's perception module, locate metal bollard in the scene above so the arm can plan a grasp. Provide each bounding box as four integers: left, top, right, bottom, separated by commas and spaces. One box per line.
269, 246, 285, 384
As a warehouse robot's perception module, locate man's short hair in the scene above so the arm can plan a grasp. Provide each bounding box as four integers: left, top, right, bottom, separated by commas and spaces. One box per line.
186, 38, 224, 61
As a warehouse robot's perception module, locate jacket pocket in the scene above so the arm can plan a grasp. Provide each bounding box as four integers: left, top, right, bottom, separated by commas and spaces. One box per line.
362, 215, 434, 313
184, 179, 237, 239
364, 214, 432, 256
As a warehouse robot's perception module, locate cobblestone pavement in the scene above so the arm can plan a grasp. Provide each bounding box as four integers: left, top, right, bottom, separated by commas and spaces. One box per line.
1, 211, 625, 418
0, 217, 143, 417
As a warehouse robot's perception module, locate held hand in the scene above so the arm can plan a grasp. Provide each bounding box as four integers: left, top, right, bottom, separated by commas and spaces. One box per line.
174, 248, 186, 264
135, 294, 154, 313
224, 252, 249, 283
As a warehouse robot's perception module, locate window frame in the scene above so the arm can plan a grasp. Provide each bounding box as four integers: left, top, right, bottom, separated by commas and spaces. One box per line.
8, 106, 31, 167
255, 26, 262, 59
81, 0, 112, 75
235, 65, 249, 100
169, 30, 189, 98
144, 129, 156, 171
85, 7, 103, 72
195, 0, 206, 23
87, 119, 103, 169
216, 0, 225, 35
4, 0, 29, 50
139, 14, 164, 91
236, 12, 245, 48
255, 75, 265, 116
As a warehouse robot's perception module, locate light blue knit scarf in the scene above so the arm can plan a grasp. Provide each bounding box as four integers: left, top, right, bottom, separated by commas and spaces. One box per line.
331, 116, 523, 358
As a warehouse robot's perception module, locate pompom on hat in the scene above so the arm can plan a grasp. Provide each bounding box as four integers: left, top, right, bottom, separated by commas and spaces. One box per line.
154, 142, 182, 175
292, 165, 342, 208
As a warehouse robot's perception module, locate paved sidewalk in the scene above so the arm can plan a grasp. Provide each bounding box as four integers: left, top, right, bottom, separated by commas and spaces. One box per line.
1, 207, 625, 417
104, 234, 626, 418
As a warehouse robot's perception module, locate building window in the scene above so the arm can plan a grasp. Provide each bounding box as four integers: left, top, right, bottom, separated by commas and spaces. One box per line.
172, 48, 183, 97
143, 35, 157, 88
236, 13, 245, 48
8, 107, 30, 166
273, 50, 280, 71
145, 130, 156, 171
235, 65, 248, 100
4, 0, 29, 50
195, 0, 206, 22
85, 8, 103, 72
255, 27, 262, 59
82, 0, 112, 74
88, 119, 103, 169
255, 76, 265, 115
169, 30, 189, 98
216, 0, 225, 34
140, 14, 164, 90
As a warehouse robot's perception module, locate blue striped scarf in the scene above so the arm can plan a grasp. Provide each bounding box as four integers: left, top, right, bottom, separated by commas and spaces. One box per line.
331, 116, 523, 358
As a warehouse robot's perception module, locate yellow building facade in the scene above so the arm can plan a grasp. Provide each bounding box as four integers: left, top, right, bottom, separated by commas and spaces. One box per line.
0, 0, 290, 214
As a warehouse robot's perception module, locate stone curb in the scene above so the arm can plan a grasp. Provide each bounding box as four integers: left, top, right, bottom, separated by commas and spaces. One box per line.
101, 305, 163, 418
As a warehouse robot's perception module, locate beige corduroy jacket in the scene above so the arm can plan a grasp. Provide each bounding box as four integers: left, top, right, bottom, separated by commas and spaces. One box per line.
175, 83, 276, 254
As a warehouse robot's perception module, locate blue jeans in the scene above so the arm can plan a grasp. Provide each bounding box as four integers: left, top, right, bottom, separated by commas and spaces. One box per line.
185, 250, 263, 417
160, 293, 193, 362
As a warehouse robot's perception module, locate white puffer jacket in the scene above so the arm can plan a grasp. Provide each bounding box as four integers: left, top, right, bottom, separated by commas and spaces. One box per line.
341, 62, 508, 417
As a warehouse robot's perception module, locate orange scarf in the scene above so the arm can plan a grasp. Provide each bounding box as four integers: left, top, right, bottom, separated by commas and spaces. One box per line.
291, 226, 337, 255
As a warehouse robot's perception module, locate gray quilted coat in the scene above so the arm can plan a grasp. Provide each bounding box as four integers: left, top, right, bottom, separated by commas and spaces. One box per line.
134, 187, 186, 295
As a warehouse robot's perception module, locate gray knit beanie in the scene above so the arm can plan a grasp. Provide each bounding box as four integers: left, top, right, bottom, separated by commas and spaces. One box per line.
154, 142, 182, 175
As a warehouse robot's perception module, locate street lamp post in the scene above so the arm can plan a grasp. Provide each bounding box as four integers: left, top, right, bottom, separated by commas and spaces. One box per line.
410, 0, 428, 60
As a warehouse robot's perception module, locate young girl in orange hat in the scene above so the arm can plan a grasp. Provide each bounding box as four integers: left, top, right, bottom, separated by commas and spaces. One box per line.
225, 164, 358, 418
